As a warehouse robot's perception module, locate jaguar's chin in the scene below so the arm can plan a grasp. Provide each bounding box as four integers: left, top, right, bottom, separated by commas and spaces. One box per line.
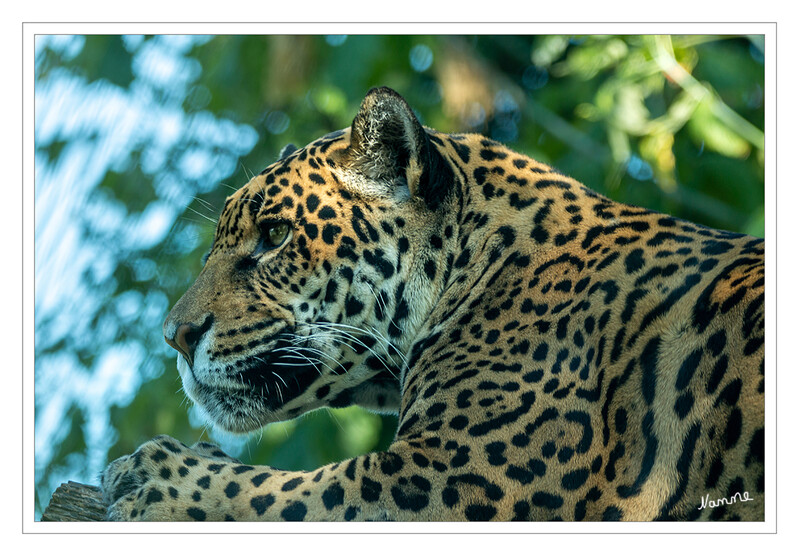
177, 337, 326, 429
182, 374, 323, 434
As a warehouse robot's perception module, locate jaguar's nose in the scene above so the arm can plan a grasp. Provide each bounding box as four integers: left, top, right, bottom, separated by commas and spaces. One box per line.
165, 315, 214, 367
166, 324, 199, 367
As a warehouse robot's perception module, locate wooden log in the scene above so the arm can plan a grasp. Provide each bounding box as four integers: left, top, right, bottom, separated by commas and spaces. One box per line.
41, 481, 107, 522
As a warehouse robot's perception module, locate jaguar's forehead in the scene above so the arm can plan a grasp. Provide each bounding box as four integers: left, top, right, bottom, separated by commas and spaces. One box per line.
223, 130, 351, 211
210, 130, 354, 249
265, 128, 351, 178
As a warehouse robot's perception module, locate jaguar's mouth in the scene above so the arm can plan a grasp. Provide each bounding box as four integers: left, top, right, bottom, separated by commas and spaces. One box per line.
232, 335, 325, 409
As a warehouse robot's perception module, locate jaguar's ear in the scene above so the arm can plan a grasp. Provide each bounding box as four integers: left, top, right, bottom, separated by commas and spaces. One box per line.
343, 87, 452, 206
278, 143, 298, 160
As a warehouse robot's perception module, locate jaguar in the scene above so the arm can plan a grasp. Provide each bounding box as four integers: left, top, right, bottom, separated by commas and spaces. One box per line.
101, 87, 765, 521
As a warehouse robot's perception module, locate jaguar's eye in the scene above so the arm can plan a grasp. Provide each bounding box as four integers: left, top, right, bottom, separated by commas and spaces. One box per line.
261, 221, 291, 250
267, 222, 290, 246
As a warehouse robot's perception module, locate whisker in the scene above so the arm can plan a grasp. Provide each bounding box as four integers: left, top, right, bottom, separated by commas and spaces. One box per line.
287, 331, 364, 373
327, 408, 345, 432
312, 321, 403, 367
274, 348, 322, 371
273, 349, 333, 377
272, 371, 289, 390
362, 280, 405, 337
274, 344, 347, 375
193, 196, 217, 214
249, 355, 272, 395
185, 205, 219, 225
363, 323, 408, 366
305, 322, 399, 379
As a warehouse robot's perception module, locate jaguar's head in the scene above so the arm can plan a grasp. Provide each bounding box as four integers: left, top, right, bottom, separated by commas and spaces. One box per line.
163, 87, 456, 432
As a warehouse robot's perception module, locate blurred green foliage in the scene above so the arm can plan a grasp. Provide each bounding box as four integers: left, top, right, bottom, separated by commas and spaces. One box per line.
33, 34, 764, 517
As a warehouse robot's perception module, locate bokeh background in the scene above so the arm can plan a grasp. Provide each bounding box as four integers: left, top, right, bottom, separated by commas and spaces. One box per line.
33, 34, 765, 519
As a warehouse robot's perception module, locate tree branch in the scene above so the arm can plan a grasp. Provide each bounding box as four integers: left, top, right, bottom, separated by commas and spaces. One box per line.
41, 482, 107, 522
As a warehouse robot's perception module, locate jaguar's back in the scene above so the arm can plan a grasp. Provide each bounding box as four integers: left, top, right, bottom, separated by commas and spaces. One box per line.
392, 120, 765, 521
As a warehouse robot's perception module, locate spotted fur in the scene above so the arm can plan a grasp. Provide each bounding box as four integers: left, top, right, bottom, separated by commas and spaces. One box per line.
102, 87, 765, 521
